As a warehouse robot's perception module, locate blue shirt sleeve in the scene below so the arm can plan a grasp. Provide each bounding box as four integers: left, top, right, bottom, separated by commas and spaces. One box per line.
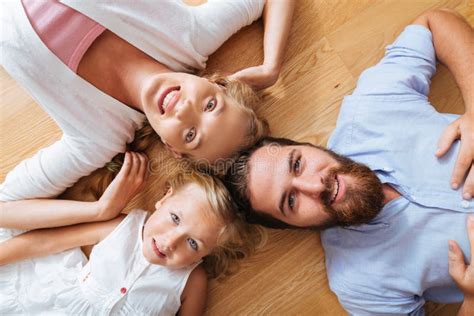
335, 286, 426, 316
353, 25, 436, 98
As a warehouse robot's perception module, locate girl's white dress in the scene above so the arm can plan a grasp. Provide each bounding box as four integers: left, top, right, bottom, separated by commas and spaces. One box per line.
0, 210, 198, 315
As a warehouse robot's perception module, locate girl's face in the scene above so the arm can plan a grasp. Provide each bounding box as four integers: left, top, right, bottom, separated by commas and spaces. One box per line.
142, 183, 224, 269
141, 72, 248, 163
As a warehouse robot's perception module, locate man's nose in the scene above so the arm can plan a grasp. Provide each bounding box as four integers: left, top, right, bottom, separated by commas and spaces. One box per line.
293, 175, 325, 196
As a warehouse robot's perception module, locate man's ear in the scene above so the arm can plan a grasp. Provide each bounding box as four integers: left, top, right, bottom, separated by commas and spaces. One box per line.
155, 187, 174, 209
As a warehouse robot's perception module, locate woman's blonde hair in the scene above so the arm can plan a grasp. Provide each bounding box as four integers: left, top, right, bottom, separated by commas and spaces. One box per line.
106, 73, 270, 174
167, 170, 265, 279
205, 73, 269, 149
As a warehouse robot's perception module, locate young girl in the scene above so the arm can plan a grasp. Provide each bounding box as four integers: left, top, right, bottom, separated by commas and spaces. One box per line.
0, 0, 294, 202
0, 153, 257, 315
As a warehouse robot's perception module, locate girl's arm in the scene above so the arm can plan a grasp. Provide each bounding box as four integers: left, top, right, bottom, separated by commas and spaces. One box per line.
232, 0, 295, 90
0, 215, 124, 266
178, 265, 208, 316
0, 152, 148, 230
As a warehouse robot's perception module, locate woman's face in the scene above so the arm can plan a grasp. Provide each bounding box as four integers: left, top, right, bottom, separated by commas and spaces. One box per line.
142, 183, 224, 269
141, 72, 249, 163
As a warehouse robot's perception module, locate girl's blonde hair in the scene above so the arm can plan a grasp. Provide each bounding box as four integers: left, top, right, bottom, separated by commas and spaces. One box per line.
167, 170, 265, 279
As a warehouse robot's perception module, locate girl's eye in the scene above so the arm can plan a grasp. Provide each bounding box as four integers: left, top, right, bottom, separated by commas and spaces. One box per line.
170, 213, 180, 224
185, 128, 196, 143
288, 192, 296, 210
187, 238, 198, 251
205, 98, 217, 111
293, 157, 301, 174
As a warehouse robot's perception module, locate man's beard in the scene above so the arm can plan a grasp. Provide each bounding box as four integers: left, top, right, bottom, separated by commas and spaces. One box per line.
318, 152, 384, 228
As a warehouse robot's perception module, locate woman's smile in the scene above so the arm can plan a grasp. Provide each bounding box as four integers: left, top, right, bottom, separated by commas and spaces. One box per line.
158, 86, 181, 115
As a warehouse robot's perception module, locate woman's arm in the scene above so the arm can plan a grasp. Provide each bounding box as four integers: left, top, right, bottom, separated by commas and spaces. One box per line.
449, 215, 474, 316
0, 215, 124, 266
0, 152, 147, 230
178, 265, 208, 316
232, 0, 295, 90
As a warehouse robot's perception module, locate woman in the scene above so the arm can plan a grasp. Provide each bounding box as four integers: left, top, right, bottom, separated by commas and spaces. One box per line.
0, 0, 294, 201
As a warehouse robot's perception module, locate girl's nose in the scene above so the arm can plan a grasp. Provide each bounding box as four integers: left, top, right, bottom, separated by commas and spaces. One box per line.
163, 231, 182, 252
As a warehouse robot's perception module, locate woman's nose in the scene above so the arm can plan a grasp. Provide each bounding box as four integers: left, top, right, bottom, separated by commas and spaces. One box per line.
175, 99, 194, 121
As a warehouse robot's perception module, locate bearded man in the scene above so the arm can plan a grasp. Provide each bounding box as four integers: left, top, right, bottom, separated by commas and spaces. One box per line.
226, 9, 473, 315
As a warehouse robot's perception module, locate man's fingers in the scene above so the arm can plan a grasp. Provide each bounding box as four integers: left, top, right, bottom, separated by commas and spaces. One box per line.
448, 240, 467, 285
463, 167, 474, 200
468, 215, 474, 263
436, 123, 459, 157
451, 146, 471, 189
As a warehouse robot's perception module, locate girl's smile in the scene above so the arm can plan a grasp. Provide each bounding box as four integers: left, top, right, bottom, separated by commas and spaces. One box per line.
142, 183, 224, 268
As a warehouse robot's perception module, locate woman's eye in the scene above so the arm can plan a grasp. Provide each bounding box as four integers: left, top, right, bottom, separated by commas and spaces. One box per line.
187, 238, 198, 251
170, 213, 180, 224
185, 128, 196, 143
205, 98, 217, 111
293, 157, 301, 174
288, 192, 296, 210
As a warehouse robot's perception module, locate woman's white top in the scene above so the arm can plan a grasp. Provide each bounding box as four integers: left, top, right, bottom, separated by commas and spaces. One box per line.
0, 0, 265, 201
0, 210, 199, 315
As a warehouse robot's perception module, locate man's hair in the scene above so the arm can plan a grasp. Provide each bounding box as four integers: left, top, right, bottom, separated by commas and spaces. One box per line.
225, 136, 315, 230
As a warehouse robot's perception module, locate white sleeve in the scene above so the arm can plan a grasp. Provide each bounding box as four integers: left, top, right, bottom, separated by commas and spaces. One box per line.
192, 0, 265, 57
0, 135, 120, 201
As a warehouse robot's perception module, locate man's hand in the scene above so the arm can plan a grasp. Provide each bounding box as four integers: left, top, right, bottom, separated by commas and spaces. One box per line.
231, 64, 279, 91
436, 112, 474, 200
97, 152, 148, 220
449, 215, 474, 315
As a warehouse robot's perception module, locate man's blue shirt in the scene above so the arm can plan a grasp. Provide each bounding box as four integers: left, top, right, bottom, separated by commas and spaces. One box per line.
323, 25, 473, 315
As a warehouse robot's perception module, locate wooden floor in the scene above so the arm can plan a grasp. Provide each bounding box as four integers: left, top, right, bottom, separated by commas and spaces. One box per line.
1, 0, 472, 315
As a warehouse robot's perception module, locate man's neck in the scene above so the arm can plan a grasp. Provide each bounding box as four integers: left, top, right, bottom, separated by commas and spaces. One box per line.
382, 183, 401, 205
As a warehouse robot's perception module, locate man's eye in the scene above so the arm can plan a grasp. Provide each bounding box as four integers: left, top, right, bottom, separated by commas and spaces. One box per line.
293, 157, 301, 174
170, 213, 180, 224
288, 192, 296, 210
205, 98, 217, 111
187, 238, 198, 251
185, 128, 196, 143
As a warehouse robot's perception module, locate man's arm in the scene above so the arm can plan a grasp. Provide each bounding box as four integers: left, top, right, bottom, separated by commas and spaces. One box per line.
231, 0, 295, 90
414, 9, 474, 200
449, 215, 474, 316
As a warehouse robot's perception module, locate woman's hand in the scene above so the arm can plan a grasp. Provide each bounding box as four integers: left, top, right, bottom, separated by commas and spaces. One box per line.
97, 152, 148, 220
449, 215, 474, 315
436, 113, 474, 200
231, 64, 279, 90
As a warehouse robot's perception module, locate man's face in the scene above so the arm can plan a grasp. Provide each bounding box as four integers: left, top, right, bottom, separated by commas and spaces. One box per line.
247, 144, 384, 228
